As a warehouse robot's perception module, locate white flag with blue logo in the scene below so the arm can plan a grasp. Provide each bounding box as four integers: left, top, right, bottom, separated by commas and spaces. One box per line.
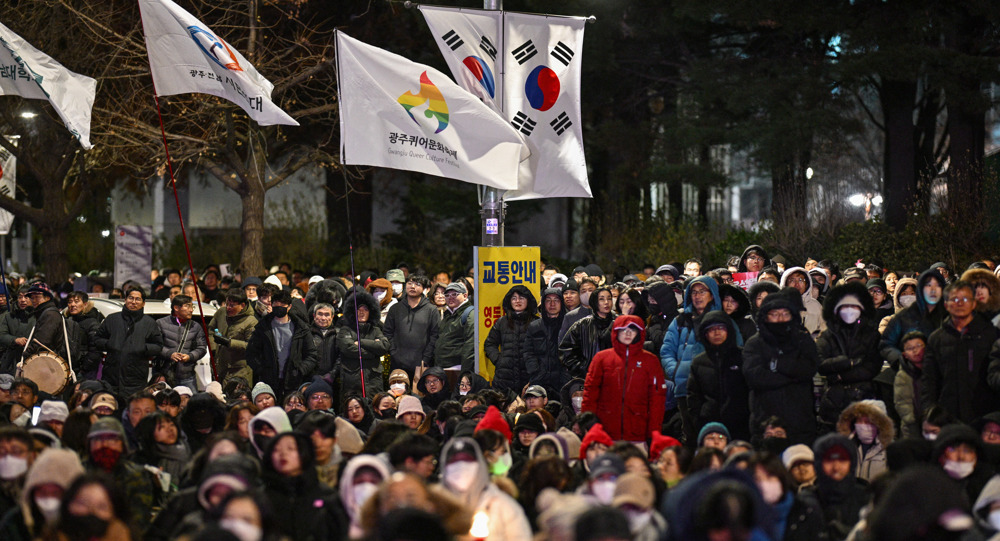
336, 31, 525, 190
419, 8, 591, 199
0, 22, 96, 149
138, 0, 298, 126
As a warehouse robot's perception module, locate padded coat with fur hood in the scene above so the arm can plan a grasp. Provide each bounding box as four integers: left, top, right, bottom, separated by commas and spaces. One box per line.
878, 277, 918, 333
962, 267, 1000, 321
836, 400, 893, 482
815, 282, 883, 426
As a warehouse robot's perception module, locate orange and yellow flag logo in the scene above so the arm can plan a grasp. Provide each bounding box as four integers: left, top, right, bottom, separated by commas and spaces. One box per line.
397, 71, 450, 133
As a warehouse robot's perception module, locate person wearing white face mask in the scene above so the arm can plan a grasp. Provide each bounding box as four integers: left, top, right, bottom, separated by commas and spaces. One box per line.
880, 270, 945, 372
748, 453, 827, 541
364, 277, 396, 323
836, 400, 893, 482
437, 437, 530, 541
0, 448, 83, 540
815, 283, 884, 431
933, 425, 995, 505
0, 427, 36, 520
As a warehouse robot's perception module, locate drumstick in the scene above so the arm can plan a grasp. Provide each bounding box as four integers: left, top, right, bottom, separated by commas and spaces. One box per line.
32, 338, 58, 356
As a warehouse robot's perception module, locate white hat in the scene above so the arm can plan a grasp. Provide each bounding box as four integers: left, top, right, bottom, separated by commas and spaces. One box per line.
38, 400, 69, 423
264, 275, 283, 288
173, 386, 194, 397
309, 275, 324, 285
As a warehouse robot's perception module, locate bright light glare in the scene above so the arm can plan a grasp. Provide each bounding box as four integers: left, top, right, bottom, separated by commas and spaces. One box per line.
848, 194, 866, 207
101, 229, 110, 238
19, 111, 36, 119
806, 167, 814, 180
872, 195, 883, 206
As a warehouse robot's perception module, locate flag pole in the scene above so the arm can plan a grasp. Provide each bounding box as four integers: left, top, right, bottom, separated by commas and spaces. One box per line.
481, 0, 505, 247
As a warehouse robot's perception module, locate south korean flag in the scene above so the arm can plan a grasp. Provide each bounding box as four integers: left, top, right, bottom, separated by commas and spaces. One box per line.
503, 13, 590, 199
419, 5, 503, 113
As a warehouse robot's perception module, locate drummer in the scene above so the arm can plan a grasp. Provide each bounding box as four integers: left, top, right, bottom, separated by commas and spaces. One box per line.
23, 283, 80, 373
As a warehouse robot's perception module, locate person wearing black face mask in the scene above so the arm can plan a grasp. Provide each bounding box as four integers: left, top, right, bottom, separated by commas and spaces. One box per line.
247, 290, 318, 403
53, 473, 134, 541
743, 288, 819, 447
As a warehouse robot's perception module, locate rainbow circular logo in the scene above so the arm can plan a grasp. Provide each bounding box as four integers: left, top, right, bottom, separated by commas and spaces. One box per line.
462, 56, 495, 99
524, 66, 560, 112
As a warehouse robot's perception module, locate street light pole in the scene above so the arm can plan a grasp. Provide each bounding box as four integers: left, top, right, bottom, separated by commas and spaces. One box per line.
481, 0, 504, 247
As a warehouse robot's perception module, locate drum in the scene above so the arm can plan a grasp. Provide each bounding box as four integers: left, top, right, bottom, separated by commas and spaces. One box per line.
20, 353, 73, 395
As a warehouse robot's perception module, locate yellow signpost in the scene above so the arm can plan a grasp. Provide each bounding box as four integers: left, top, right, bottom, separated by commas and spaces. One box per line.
473, 246, 541, 381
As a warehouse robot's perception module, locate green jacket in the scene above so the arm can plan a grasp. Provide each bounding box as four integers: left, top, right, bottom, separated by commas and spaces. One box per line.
209, 303, 258, 376
434, 301, 475, 370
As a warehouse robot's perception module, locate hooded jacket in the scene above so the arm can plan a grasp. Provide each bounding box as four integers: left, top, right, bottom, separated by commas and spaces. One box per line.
383, 292, 440, 371
880, 269, 946, 366
524, 287, 568, 392
643, 280, 679, 355
924, 307, 1000, 424
687, 310, 752, 441
247, 311, 318, 401
742, 288, 818, 445
747, 280, 781, 321
484, 285, 539, 394
815, 282, 883, 425
932, 424, 995, 505
416, 366, 451, 411
811, 433, 871, 540
338, 454, 391, 538
718, 283, 757, 341
970, 472, 1000, 539
660, 275, 723, 402
962, 267, 1000, 321
555, 377, 585, 429
335, 291, 390, 372
878, 276, 919, 334
779, 266, 826, 337
836, 400, 893, 482
737, 244, 772, 273
262, 432, 345, 541
581, 315, 667, 443
93, 305, 164, 397
438, 437, 531, 540
559, 286, 615, 379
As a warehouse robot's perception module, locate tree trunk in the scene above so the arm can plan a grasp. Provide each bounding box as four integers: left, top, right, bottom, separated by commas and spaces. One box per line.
239, 181, 266, 278
771, 161, 808, 231
946, 105, 985, 220
880, 78, 918, 229
38, 222, 70, 287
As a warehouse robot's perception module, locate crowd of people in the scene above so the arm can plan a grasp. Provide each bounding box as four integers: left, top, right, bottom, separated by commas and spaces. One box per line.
0, 248, 998, 540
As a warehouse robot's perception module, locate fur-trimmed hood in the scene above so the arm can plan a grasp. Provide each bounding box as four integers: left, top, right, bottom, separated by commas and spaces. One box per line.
822, 281, 877, 329
717, 283, 751, 321
747, 280, 780, 318
836, 400, 894, 448
960, 267, 1000, 314
892, 277, 919, 310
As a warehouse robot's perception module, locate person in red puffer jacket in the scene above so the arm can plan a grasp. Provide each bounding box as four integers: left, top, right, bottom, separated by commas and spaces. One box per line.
581, 315, 667, 445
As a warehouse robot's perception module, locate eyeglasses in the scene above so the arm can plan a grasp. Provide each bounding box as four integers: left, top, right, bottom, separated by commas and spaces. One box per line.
786, 277, 807, 285
903, 344, 924, 353
689, 288, 711, 297
947, 297, 971, 304
309, 393, 332, 401
747, 255, 764, 263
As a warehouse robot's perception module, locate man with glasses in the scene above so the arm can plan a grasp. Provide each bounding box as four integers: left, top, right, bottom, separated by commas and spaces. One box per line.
94, 287, 164, 398
737, 245, 771, 274
434, 282, 475, 372
925, 281, 1000, 424
779, 267, 826, 338
157, 294, 207, 389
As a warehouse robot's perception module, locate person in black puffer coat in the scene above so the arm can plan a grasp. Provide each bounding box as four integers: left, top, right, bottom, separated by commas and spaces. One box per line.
811, 433, 871, 540
932, 424, 995, 505
815, 281, 883, 429
309, 302, 340, 381
485, 285, 538, 395
0, 286, 35, 375
416, 366, 452, 412
880, 269, 946, 369
718, 283, 756, 342
559, 286, 615, 380
643, 279, 678, 356
63, 291, 105, 379
93, 288, 164, 398
524, 287, 567, 396
555, 377, 585, 429
687, 310, 752, 442
743, 288, 818, 446
747, 280, 781, 325
336, 290, 389, 399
